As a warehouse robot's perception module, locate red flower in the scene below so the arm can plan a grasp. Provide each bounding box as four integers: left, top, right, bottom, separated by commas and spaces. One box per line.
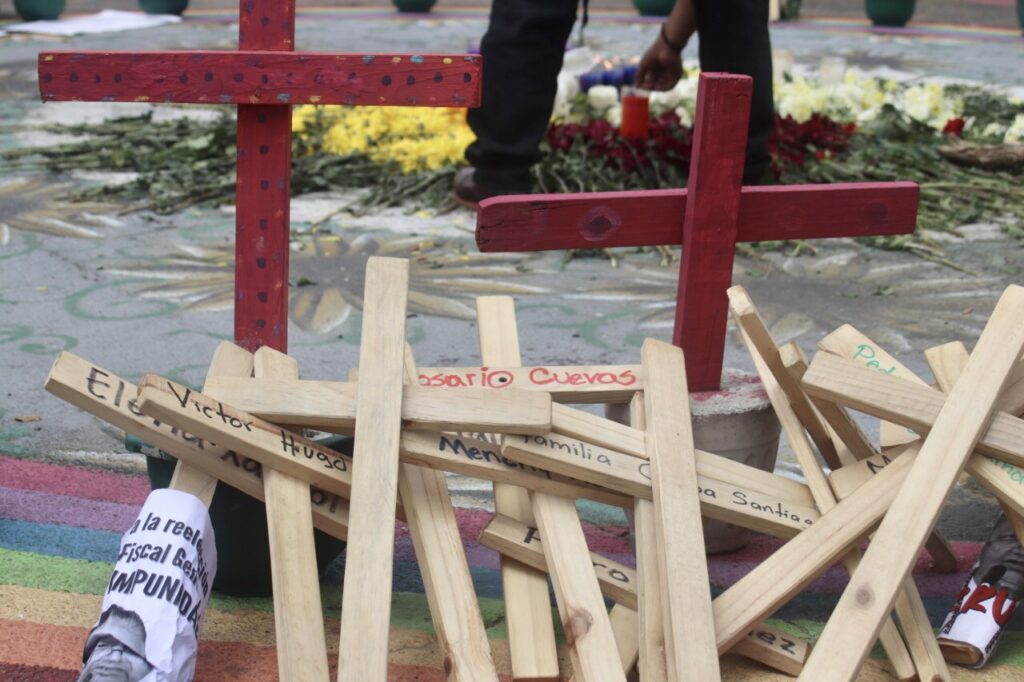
943, 117, 965, 137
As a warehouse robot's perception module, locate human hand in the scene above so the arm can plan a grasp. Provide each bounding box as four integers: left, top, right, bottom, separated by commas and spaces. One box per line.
637, 36, 683, 91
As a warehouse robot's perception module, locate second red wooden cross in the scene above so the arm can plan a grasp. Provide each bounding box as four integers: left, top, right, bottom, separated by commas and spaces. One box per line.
476, 73, 919, 392
39, 0, 481, 353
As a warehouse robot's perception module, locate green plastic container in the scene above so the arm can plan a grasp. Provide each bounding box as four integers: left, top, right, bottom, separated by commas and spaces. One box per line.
132, 435, 348, 598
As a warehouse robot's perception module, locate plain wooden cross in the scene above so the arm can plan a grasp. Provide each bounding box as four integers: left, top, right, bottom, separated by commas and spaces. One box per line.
38, 0, 481, 353
475, 73, 919, 391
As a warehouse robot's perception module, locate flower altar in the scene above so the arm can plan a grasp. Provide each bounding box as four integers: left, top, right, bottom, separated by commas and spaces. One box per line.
5, 57, 1023, 253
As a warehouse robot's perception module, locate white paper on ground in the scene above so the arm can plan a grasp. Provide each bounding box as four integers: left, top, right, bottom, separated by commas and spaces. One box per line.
6, 10, 182, 37
79, 488, 217, 682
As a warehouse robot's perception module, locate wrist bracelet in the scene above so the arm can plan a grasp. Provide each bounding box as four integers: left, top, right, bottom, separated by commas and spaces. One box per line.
660, 23, 685, 52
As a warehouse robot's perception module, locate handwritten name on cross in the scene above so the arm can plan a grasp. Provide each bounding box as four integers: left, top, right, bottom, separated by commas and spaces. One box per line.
38, 0, 481, 353
475, 73, 919, 391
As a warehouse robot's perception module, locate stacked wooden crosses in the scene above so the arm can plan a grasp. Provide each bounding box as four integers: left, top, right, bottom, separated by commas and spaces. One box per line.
45, 255, 1024, 680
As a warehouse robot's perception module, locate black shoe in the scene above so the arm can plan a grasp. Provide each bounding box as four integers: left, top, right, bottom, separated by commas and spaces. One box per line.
452, 167, 528, 209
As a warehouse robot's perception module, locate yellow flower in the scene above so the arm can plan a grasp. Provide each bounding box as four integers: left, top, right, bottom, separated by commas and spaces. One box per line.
293, 105, 475, 173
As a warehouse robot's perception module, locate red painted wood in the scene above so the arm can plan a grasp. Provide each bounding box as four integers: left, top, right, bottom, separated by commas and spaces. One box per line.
675, 74, 750, 390
234, 105, 292, 352
39, 51, 482, 108
475, 73, 920, 392
234, 0, 295, 353
476, 183, 919, 252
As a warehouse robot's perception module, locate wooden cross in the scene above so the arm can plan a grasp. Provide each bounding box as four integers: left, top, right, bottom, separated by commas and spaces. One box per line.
474, 72, 919, 391
38, 0, 481, 353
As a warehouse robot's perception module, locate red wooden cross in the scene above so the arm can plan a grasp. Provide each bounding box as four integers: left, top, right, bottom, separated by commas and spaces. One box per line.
476, 73, 919, 392
39, 1, 481, 353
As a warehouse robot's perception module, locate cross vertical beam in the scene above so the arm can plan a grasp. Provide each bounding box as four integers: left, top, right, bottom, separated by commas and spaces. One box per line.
235, 0, 296, 352
474, 73, 918, 393
675, 74, 750, 390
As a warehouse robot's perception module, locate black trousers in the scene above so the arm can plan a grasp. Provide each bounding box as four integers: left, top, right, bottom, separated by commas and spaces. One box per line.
466, 0, 775, 190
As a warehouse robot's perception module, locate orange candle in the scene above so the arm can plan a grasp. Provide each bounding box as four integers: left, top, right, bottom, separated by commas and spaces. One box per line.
620, 88, 649, 141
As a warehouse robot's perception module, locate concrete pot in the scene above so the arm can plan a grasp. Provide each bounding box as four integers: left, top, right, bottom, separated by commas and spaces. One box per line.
13, 0, 65, 21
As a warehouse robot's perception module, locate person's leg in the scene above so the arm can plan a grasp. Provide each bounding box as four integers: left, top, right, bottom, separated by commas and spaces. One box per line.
692, 0, 774, 184
464, 0, 579, 194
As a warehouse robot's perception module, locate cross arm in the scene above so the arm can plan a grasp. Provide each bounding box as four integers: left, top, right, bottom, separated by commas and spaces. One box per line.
39, 51, 481, 107
476, 182, 918, 252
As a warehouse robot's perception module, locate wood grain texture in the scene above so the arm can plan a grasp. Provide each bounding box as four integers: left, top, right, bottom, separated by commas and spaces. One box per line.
38, 51, 483, 107
799, 284, 1024, 681
203, 377, 551, 434
234, 0, 294, 352
726, 286, 841, 468
250, 347, 329, 682
673, 74, 751, 390
478, 513, 637, 610
548, 402, 816, 509
135, 374, 355, 497
234, 103, 291, 352
641, 338, 720, 679
170, 341, 254, 505
803, 352, 1024, 468
606, 605, 640, 676
629, 394, 668, 682
550, 403, 646, 456
476, 296, 560, 681
417, 365, 641, 404
481, 299, 623, 682
711, 449, 916, 654
398, 348, 498, 682
731, 324, 920, 681
500, 430, 820, 538
816, 324, 923, 450
805, 332, 958, 571
776, 344, 875, 465
43, 352, 351, 540
531, 493, 626, 682
476, 183, 918, 252
399, 431, 631, 509
477, 486, 815, 677
338, 257, 410, 682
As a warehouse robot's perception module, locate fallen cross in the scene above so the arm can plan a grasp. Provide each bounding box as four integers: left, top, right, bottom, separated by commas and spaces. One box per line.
44, 255, 1024, 681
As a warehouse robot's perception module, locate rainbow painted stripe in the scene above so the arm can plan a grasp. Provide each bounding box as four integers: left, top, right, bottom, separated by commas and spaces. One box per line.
1, 453, 1023, 679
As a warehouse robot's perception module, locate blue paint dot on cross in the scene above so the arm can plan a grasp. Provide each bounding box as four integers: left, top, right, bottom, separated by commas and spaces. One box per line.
411, 55, 424, 64
406, 75, 416, 86
260, 180, 270, 190
382, 75, 392, 86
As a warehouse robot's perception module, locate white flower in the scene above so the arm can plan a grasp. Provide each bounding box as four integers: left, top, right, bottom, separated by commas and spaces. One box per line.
1004, 114, 1024, 143
983, 122, 1008, 139
649, 88, 683, 114
605, 104, 622, 127
674, 105, 692, 127
552, 72, 580, 119
587, 85, 619, 111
